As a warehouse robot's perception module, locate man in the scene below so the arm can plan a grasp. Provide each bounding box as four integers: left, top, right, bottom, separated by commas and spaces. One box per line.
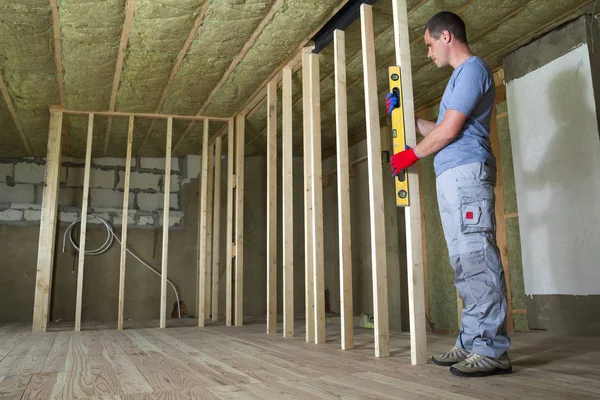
386, 11, 512, 378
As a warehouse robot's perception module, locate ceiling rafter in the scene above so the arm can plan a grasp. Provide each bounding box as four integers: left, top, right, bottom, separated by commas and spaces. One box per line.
208, 1, 352, 150
136, 0, 212, 156
50, 0, 64, 107
171, 0, 287, 154
0, 75, 32, 156
103, 0, 137, 156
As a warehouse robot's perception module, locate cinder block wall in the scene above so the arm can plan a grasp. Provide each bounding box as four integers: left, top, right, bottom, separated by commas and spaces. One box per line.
0, 156, 202, 228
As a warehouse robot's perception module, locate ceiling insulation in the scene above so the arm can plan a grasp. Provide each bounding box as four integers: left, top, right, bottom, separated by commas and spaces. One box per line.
0, 0, 596, 158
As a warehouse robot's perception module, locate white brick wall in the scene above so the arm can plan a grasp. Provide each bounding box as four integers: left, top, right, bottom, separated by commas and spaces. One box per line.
14, 163, 45, 184
0, 183, 35, 203
0, 157, 187, 227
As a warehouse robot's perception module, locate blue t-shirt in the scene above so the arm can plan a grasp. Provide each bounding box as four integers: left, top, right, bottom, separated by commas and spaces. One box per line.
433, 56, 496, 176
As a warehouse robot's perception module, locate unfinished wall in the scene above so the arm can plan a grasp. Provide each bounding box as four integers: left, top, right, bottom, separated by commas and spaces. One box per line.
322, 139, 406, 332
504, 15, 600, 334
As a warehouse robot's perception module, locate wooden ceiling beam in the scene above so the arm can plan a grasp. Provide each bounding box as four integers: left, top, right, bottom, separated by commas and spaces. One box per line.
172, 0, 287, 154
0, 75, 32, 156
137, 0, 211, 156
103, 0, 137, 156
57, 108, 230, 122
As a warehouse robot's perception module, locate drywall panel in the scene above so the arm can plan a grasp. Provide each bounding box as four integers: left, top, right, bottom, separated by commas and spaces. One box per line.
506, 44, 600, 295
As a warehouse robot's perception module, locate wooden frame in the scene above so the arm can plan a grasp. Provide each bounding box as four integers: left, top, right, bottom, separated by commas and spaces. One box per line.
282, 66, 294, 338
360, 4, 389, 358
212, 136, 223, 322
205, 144, 215, 318
391, 0, 427, 364
0, 75, 32, 156
302, 49, 315, 344
104, 0, 137, 155
266, 81, 278, 334
198, 120, 210, 327
226, 120, 235, 326
234, 115, 245, 326
334, 29, 354, 350
118, 116, 134, 330
309, 53, 326, 344
60, 109, 230, 123
160, 117, 173, 328
32, 111, 63, 333
74, 113, 95, 332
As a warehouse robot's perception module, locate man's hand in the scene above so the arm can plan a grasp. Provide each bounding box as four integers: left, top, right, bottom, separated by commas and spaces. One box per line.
391, 146, 420, 176
386, 92, 399, 115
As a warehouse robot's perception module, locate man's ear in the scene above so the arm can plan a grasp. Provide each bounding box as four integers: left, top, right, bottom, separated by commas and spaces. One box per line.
442, 29, 451, 43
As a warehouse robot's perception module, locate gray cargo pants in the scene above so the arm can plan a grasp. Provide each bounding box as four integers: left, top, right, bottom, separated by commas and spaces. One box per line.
436, 162, 510, 358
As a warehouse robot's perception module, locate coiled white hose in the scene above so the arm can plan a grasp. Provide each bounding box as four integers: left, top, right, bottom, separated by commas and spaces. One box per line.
62, 215, 181, 319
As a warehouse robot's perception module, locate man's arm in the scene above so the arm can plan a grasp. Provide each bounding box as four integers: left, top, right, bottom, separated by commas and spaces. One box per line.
414, 110, 467, 157
415, 117, 436, 136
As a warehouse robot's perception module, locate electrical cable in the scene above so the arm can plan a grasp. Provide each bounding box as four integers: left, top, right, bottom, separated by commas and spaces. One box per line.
62, 215, 181, 319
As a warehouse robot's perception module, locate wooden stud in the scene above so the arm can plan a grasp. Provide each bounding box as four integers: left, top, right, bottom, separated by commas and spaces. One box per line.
74, 114, 94, 332
104, 0, 137, 155
118, 116, 134, 330
391, 0, 427, 364
198, 120, 210, 327
301, 49, 315, 344
309, 53, 326, 345
266, 81, 278, 334
212, 137, 223, 322
159, 117, 173, 329
235, 115, 245, 327
0, 74, 32, 156
489, 102, 514, 333
32, 111, 63, 333
225, 120, 235, 326
360, 4, 390, 358
139, 0, 211, 155
334, 30, 353, 350
205, 144, 215, 318
282, 67, 294, 338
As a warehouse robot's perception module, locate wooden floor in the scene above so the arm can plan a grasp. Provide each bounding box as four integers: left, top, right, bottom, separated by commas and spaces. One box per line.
1, 319, 599, 400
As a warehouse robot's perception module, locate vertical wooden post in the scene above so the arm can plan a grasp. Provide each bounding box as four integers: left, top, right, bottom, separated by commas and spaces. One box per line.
391, 0, 427, 364
266, 81, 278, 334
226, 120, 235, 326
74, 113, 94, 332
282, 66, 294, 338
118, 116, 134, 330
302, 49, 315, 343
160, 117, 173, 329
198, 120, 209, 327
212, 136, 222, 322
309, 52, 326, 344
205, 144, 215, 318
32, 110, 63, 333
360, 4, 389, 357
235, 114, 245, 327
334, 29, 354, 350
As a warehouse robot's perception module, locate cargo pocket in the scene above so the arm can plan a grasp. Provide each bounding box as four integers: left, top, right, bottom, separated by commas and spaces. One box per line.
458, 186, 495, 234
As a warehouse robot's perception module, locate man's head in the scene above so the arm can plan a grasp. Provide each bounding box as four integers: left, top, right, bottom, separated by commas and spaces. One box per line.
423, 12, 468, 68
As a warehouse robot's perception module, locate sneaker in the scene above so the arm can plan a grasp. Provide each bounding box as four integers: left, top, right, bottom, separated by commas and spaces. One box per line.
431, 346, 471, 366
450, 352, 513, 377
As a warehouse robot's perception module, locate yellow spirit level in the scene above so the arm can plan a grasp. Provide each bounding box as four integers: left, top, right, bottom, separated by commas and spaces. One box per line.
388, 65, 409, 207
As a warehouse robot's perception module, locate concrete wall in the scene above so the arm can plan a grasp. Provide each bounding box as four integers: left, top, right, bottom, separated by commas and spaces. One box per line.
504, 15, 600, 334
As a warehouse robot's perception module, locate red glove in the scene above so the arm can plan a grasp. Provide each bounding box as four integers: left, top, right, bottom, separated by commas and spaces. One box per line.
390, 147, 420, 176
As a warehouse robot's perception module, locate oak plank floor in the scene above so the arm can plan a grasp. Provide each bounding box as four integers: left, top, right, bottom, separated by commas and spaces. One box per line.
0, 318, 598, 399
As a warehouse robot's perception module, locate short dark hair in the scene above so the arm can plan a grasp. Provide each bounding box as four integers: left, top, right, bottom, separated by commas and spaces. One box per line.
424, 11, 468, 44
